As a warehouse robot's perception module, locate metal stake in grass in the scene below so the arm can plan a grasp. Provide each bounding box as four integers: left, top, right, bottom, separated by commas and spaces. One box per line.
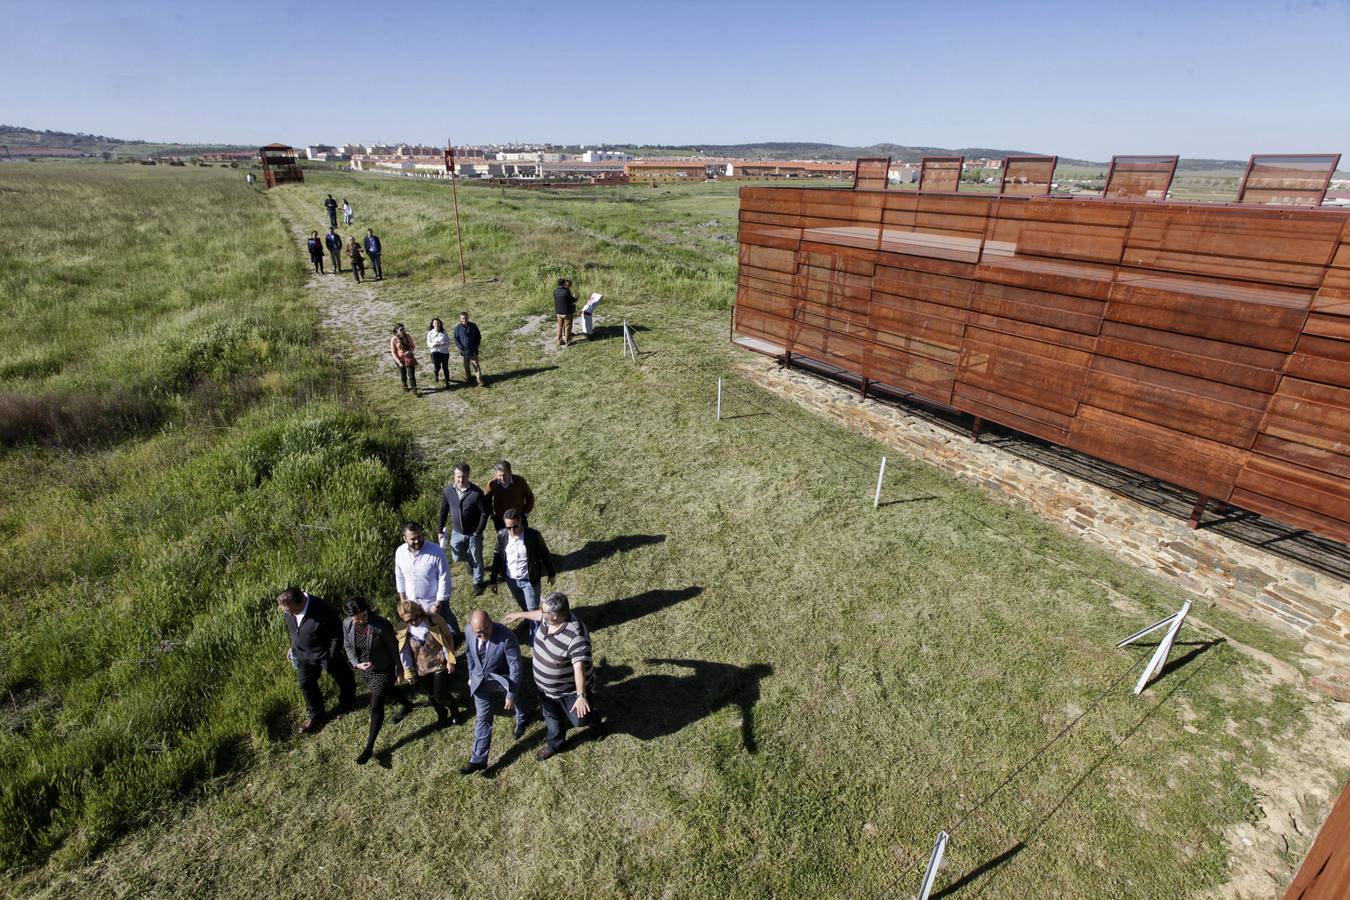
874, 455, 887, 508
716, 378, 722, 421
1117, 600, 1192, 695
917, 830, 949, 900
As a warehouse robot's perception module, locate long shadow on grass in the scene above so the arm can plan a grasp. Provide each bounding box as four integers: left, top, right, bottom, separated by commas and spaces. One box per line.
573, 585, 700, 631
593, 658, 772, 752
556, 534, 667, 574
932, 640, 1225, 897
487, 365, 557, 386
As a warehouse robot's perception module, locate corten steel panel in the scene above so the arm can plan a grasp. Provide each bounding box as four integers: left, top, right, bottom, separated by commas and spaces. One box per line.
1000, 156, 1057, 196
853, 157, 891, 192
732, 183, 1350, 543
1237, 154, 1341, 207
919, 156, 963, 193
1104, 156, 1178, 199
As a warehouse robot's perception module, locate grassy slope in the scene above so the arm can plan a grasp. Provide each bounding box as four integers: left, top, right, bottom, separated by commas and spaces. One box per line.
5, 169, 1346, 898
0, 166, 419, 870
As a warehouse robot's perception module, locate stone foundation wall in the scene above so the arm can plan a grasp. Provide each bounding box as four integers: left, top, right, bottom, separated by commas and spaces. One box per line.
739, 358, 1350, 698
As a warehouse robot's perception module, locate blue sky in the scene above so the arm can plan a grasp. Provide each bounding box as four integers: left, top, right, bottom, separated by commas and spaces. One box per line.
3, 0, 1348, 161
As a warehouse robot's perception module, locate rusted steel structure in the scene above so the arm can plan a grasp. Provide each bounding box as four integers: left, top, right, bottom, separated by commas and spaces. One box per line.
919, 156, 963, 193
732, 154, 1350, 544
1104, 155, 1178, 199
853, 157, 890, 191
1284, 778, 1350, 898
1238, 154, 1341, 207
258, 144, 303, 188
1001, 155, 1058, 196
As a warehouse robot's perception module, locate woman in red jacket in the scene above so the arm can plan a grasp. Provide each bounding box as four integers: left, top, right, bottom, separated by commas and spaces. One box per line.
390, 323, 419, 394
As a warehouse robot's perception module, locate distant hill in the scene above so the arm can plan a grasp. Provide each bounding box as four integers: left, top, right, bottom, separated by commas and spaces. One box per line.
0, 125, 252, 158
614, 141, 1284, 172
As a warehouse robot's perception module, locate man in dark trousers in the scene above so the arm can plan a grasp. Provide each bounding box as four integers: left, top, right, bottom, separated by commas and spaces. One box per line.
364, 229, 383, 280
459, 608, 528, 775
552, 277, 578, 346
324, 194, 338, 228
490, 508, 555, 641
438, 462, 492, 597
324, 227, 343, 274
277, 586, 356, 732
453, 310, 484, 387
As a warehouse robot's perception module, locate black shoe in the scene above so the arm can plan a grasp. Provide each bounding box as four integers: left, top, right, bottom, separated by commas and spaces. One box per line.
459, 761, 487, 776
513, 720, 527, 740
392, 705, 412, 724
536, 746, 558, 761
355, 748, 372, 765
474, 583, 486, 598
334, 701, 356, 718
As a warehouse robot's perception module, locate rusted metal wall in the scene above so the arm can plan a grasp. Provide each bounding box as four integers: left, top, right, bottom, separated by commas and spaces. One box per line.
733, 184, 1350, 544
1285, 778, 1350, 899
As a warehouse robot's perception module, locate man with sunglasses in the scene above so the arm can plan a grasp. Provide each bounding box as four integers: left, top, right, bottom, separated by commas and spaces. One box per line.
490, 508, 555, 640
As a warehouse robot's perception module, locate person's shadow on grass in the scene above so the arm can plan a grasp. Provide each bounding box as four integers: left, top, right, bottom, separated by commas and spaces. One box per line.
593, 657, 773, 753
555, 534, 667, 574
573, 585, 701, 632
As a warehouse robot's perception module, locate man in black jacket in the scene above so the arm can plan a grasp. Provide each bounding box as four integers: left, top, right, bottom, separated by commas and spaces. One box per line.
324, 227, 343, 274
453, 310, 484, 386
552, 277, 578, 347
277, 586, 356, 732
324, 194, 338, 228
439, 462, 492, 597
490, 508, 556, 640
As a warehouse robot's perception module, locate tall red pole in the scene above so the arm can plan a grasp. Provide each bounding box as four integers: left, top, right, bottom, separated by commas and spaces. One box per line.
446, 142, 466, 284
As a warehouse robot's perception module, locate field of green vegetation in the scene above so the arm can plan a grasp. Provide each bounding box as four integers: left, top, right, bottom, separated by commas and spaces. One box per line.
2, 165, 1347, 898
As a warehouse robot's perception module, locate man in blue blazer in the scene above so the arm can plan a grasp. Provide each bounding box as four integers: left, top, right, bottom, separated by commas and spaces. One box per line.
460, 608, 528, 774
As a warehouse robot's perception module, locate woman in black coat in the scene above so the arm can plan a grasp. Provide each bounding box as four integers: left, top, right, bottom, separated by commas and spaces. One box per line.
307, 231, 326, 274
343, 597, 415, 764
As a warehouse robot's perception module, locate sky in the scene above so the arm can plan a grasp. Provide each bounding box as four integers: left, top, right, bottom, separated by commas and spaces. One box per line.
3, 0, 1349, 162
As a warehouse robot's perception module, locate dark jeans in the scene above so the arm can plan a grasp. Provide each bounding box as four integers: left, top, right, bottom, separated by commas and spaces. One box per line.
538, 690, 597, 752
296, 654, 356, 720
309, 253, 324, 273
398, 364, 418, 391
368, 251, 382, 279
328, 247, 342, 272
363, 670, 412, 753
327, 210, 337, 227
409, 670, 461, 721
470, 681, 527, 764
351, 259, 364, 282
431, 351, 451, 386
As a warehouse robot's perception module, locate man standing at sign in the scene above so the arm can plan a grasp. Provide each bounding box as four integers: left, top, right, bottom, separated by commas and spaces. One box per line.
394, 521, 460, 638
552, 277, 578, 347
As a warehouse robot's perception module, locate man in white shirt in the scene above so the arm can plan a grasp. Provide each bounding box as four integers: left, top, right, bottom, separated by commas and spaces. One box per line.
394, 521, 461, 638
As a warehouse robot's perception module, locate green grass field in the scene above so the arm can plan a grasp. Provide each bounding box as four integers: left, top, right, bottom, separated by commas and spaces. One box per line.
2, 166, 1347, 898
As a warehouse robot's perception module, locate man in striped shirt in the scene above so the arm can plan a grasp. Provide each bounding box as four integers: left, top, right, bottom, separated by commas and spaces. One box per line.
505, 592, 600, 759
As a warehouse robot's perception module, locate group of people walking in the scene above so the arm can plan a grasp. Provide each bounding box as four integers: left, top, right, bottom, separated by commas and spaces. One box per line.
390, 312, 484, 394
307, 226, 383, 282
306, 195, 382, 282
277, 459, 601, 771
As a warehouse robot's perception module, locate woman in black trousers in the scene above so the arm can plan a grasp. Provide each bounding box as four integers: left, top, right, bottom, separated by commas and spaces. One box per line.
343, 598, 415, 765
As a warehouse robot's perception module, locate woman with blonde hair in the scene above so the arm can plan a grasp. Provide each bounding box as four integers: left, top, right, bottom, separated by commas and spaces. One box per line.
395, 599, 463, 725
